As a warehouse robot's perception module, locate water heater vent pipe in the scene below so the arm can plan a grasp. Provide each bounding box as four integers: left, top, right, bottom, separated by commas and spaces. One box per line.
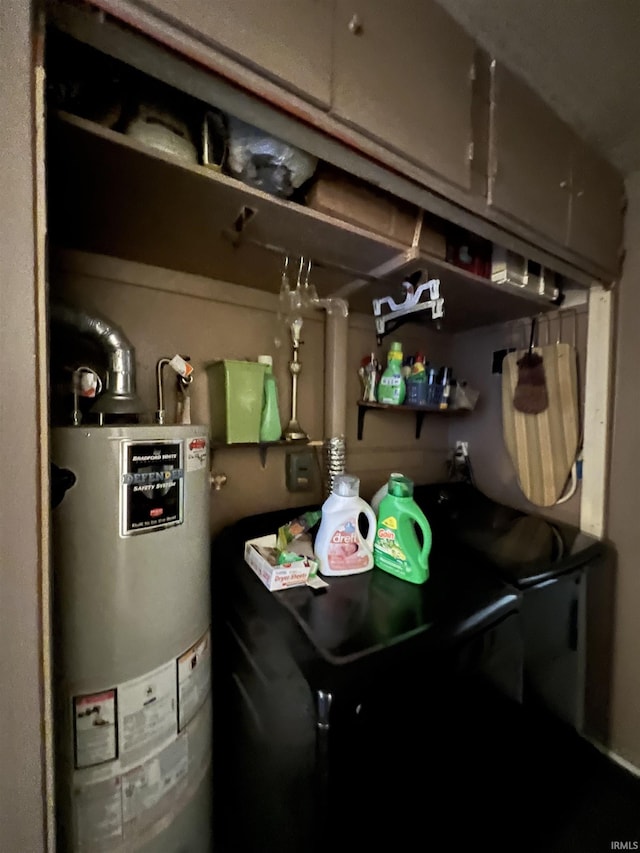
50, 300, 144, 416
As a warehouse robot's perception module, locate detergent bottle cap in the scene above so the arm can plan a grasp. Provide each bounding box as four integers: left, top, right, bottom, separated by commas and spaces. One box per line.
257, 355, 273, 367
389, 341, 403, 354
388, 474, 414, 498
333, 474, 360, 497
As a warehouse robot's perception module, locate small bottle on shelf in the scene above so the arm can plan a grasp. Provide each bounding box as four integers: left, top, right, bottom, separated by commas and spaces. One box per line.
426, 367, 439, 406
406, 352, 428, 406
377, 341, 406, 405
439, 367, 452, 410
258, 355, 283, 442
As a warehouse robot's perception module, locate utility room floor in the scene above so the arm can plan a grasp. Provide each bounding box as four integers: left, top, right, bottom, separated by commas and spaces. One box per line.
351, 683, 640, 853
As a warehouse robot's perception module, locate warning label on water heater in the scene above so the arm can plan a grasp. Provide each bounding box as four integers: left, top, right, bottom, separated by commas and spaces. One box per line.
74, 690, 118, 769
121, 441, 184, 536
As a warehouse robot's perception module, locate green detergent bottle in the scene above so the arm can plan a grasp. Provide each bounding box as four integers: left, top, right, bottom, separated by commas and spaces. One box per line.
373, 474, 432, 584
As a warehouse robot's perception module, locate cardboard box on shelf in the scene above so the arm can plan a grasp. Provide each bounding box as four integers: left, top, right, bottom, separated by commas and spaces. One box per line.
491, 246, 561, 298
306, 165, 445, 259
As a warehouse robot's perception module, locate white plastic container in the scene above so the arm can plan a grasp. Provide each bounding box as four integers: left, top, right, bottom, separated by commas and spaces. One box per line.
370, 471, 403, 515
315, 474, 376, 576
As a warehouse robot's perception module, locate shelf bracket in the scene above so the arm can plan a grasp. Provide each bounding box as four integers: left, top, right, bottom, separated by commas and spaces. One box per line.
357, 404, 366, 441
357, 403, 426, 440
373, 277, 444, 345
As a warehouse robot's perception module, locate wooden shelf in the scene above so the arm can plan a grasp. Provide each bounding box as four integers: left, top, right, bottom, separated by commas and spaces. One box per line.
47, 111, 402, 300
47, 110, 561, 332
344, 252, 559, 333
357, 400, 469, 440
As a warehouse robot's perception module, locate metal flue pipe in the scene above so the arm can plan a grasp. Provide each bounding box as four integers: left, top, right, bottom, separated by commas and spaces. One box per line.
50, 300, 144, 416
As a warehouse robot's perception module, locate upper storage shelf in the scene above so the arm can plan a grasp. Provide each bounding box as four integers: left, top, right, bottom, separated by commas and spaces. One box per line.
47, 111, 401, 299
47, 111, 562, 333
48, 1, 624, 284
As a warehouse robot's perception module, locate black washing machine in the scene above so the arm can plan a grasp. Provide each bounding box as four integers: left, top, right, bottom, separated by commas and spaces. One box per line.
210, 503, 523, 853
413, 482, 609, 729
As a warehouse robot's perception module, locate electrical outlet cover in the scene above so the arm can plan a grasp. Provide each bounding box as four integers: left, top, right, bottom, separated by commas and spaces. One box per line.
286, 451, 314, 492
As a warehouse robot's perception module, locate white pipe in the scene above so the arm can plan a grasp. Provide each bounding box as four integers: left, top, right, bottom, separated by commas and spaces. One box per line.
317, 298, 349, 439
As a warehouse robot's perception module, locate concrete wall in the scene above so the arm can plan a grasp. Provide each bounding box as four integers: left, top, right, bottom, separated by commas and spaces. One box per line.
606, 170, 640, 766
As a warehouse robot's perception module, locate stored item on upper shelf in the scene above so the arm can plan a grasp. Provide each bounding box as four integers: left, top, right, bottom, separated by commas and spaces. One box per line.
373, 474, 433, 585
125, 100, 198, 164
315, 474, 376, 577
226, 116, 318, 198
306, 163, 431, 246
46, 31, 125, 129
205, 358, 267, 444
446, 228, 492, 278
491, 246, 563, 301
202, 108, 228, 172
377, 341, 406, 405
419, 211, 449, 259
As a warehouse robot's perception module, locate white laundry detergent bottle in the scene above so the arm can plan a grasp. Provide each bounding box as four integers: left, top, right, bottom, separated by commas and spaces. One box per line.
315, 474, 376, 576
370, 472, 403, 515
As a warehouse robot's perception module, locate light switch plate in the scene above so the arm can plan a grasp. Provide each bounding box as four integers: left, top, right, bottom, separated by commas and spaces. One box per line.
286, 450, 314, 492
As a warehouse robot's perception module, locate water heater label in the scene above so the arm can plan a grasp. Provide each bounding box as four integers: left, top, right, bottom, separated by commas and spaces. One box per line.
118, 660, 177, 767
177, 629, 211, 731
70, 659, 212, 848
73, 690, 118, 769
122, 736, 189, 833
74, 775, 123, 848
121, 441, 184, 535
186, 436, 208, 472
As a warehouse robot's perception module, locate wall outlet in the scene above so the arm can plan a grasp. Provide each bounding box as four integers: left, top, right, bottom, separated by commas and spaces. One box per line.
286, 450, 314, 492
455, 440, 469, 457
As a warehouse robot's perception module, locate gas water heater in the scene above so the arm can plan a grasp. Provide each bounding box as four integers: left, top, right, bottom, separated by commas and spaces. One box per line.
51, 424, 212, 852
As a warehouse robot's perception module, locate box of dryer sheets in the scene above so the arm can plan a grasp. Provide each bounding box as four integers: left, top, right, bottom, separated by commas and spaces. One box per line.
244, 535, 319, 591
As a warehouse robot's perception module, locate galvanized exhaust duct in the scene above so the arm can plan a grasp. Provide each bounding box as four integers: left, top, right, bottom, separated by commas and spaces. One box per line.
50, 300, 144, 416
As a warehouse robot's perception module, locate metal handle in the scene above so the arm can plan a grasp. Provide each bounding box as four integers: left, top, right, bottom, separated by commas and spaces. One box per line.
348, 13, 363, 35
